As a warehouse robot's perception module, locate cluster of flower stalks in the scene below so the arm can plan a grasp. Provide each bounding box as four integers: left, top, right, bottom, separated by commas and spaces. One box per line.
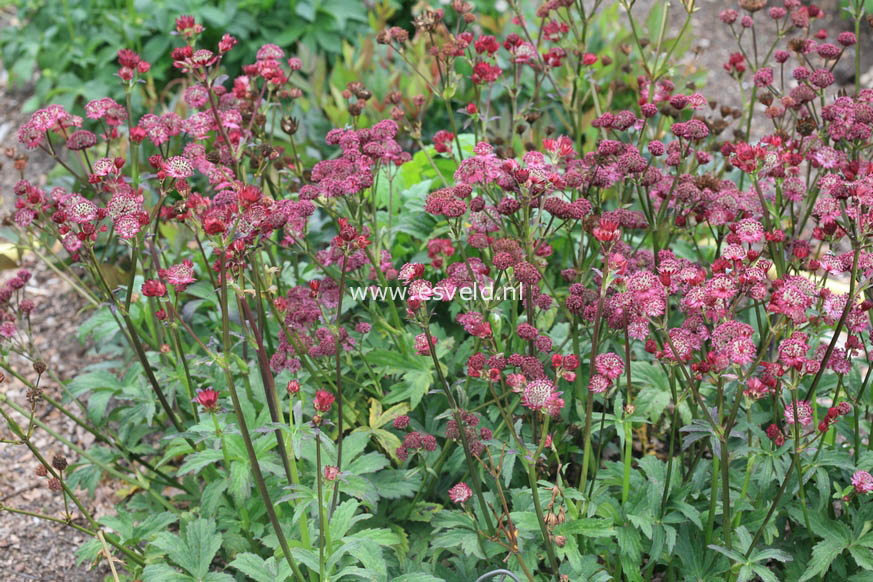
1, 1, 873, 581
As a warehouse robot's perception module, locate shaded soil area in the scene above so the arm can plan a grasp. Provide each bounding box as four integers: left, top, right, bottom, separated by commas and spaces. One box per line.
0, 258, 113, 582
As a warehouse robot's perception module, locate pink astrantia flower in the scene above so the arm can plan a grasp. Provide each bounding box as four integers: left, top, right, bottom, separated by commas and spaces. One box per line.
594, 353, 625, 381
852, 471, 873, 494
195, 388, 219, 410
522, 378, 556, 412
160, 259, 196, 289
414, 333, 434, 355
448, 482, 473, 504
0, 321, 17, 338
784, 401, 813, 427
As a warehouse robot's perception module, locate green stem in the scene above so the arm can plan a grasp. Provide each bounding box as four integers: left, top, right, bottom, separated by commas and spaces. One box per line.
218, 253, 306, 582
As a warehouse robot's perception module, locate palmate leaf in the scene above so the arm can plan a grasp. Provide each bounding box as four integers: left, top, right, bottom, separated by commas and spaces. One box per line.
230, 553, 293, 582
151, 518, 224, 581
142, 564, 192, 582
799, 538, 846, 581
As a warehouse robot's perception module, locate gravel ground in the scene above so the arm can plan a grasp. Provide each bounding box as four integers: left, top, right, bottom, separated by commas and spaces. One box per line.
0, 11, 108, 575
0, 259, 113, 582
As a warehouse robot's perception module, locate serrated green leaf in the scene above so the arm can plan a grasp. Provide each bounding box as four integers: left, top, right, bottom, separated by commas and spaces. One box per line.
181, 519, 224, 580
556, 517, 615, 538
177, 449, 225, 476
230, 553, 293, 582
391, 574, 445, 582
142, 564, 191, 582
799, 538, 845, 581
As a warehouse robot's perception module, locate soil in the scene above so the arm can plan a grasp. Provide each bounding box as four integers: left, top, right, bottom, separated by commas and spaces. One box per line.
0, 36, 109, 582
0, 258, 114, 581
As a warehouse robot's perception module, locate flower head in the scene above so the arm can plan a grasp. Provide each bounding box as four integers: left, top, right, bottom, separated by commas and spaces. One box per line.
448, 482, 473, 504
196, 388, 219, 411
853, 471, 873, 494
314, 390, 335, 412
784, 400, 813, 427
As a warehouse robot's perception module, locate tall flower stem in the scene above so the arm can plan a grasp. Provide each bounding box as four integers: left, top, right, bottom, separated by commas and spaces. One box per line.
422, 323, 496, 536
329, 251, 349, 516
579, 252, 609, 495
218, 254, 306, 582
315, 430, 329, 581
526, 416, 560, 580
238, 297, 297, 491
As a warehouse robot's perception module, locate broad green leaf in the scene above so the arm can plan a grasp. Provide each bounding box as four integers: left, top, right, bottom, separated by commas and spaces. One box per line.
391, 575, 445, 582
230, 553, 293, 582
177, 450, 225, 476
142, 564, 192, 582
182, 519, 224, 580
799, 538, 845, 581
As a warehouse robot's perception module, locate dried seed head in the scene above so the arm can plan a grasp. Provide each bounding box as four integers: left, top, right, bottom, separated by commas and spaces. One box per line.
796, 116, 817, 136
739, 0, 766, 12
35, 465, 48, 477
413, 9, 442, 33
26, 386, 42, 405
48, 477, 62, 491
281, 116, 299, 136
788, 38, 807, 53
545, 512, 559, 528
52, 455, 68, 472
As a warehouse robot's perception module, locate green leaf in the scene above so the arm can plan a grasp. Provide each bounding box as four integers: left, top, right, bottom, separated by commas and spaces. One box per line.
617, 525, 643, 565
368, 469, 421, 499
391, 575, 445, 582
142, 564, 192, 582
799, 538, 845, 581
133, 512, 178, 542
177, 449, 225, 476
556, 517, 615, 538
200, 479, 228, 517
753, 564, 781, 582
330, 499, 365, 540
182, 519, 224, 580
229, 460, 253, 504
230, 553, 293, 582
347, 451, 389, 475
751, 548, 793, 564
850, 546, 873, 571
348, 528, 401, 546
